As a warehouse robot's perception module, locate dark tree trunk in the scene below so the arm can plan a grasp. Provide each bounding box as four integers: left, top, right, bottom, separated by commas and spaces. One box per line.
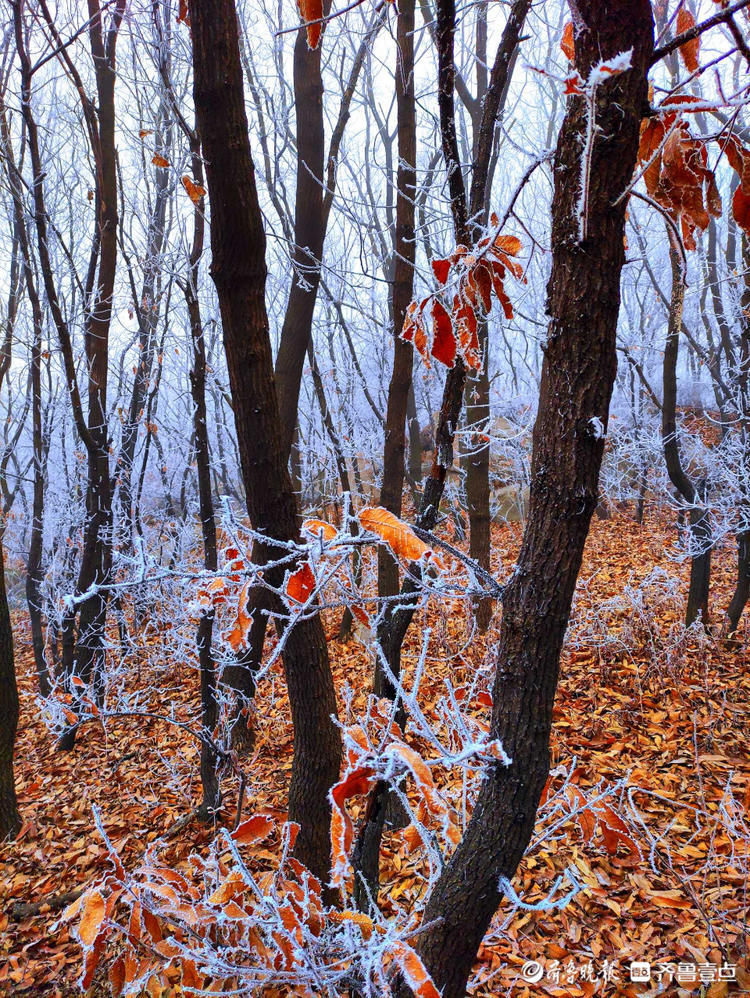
1, 97, 51, 698
59, 2, 125, 746
375, 0, 417, 697
727, 532, 750, 635
662, 236, 712, 628
462, 349, 493, 631
180, 120, 221, 819
189, 0, 342, 885
0, 544, 19, 841
222, 13, 378, 739
395, 5, 654, 995
461, 0, 528, 633
274, 24, 327, 463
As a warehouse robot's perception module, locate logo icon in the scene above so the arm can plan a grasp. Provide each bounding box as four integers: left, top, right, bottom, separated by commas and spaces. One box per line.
630, 962, 651, 982
522, 961, 545, 984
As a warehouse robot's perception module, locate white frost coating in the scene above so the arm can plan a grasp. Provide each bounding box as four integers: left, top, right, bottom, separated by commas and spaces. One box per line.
498, 865, 582, 911
588, 48, 633, 87
588, 416, 605, 440
575, 48, 634, 243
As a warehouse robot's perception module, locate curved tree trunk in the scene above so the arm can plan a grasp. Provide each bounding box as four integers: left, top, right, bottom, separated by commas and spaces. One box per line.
189, 0, 341, 885
396, 5, 654, 995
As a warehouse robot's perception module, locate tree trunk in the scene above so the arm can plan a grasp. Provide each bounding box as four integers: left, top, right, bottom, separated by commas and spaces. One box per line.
462, 352, 493, 631
725, 234, 750, 636
0, 542, 19, 841
1, 95, 51, 698
375, 0, 417, 697
662, 235, 712, 628
397, 5, 653, 994
189, 0, 341, 885
274, 23, 327, 463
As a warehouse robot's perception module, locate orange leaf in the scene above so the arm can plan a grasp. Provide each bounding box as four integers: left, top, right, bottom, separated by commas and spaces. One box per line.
390, 941, 440, 998
177, 0, 190, 26
301, 518, 337, 541
138, 129, 153, 139
560, 21, 575, 62
181, 175, 205, 205
286, 561, 316, 603
151, 154, 169, 168
676, 8, 699, 72
297, 0, 323, 49
328, 910, 376, 940
359, 506, 436, 564
226, 580, 252, 652
493, 234, 522, 257
231, 813, 276, 845
79, 890, 106, 948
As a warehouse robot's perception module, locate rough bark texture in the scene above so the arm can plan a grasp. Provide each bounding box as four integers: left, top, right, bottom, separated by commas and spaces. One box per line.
396, 5, 654, 995
189, 0, 341, 884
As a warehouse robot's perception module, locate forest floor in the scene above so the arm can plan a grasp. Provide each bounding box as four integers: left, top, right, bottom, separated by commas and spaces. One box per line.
1, 505, 749, 997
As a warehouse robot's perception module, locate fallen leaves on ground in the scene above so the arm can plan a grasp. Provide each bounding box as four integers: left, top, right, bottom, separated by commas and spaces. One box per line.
1, 506, 749, 995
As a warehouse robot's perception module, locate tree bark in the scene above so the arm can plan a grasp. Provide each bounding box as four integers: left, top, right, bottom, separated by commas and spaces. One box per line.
274, 22, 327, 464
396, 5, 653, 994
661, 234, 712, 628
0, 543, 19, 840
189, 0, 342, 885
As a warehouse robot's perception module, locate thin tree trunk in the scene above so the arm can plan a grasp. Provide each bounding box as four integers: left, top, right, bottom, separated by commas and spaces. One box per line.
0, 542, 19, 841
662, 234, 712, 628
396, 6, 653, 994
375, 0, 417, 698
726, 235, 750, 635
1, 97, 50, 697
189, 0, 342, 885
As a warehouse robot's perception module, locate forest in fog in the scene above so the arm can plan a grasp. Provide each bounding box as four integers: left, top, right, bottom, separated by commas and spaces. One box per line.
1, 0, 750, 995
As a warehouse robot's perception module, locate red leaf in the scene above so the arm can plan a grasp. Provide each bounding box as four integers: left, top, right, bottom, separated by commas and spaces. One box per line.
431, 299, 457, 367
733, 187, 750, 236
473, 261, 493, 312
431, 258, 451, 284
297, 0, 323, 49
286, 561, 316, 603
